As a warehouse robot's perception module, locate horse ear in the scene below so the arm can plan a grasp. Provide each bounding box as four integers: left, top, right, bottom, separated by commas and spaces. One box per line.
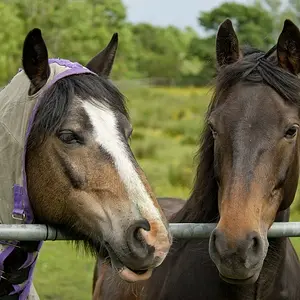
216, 19, 241, 68
86, 33, 118, 77
277, 19, 300, 74
22, 28, 50, 94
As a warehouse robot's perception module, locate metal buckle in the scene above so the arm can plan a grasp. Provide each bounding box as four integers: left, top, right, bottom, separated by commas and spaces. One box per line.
0, 272, 7, 281
11, 212, 26, 221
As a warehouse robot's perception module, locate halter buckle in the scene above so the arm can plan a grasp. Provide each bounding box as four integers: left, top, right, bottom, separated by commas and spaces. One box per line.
11, 212, 26, 221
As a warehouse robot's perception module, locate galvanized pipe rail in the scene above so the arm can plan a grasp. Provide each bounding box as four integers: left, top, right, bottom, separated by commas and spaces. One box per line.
0, 223, 299, 241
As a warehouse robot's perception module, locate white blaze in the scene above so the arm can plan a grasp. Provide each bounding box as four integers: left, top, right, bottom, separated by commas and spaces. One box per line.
82, 100, 161, 220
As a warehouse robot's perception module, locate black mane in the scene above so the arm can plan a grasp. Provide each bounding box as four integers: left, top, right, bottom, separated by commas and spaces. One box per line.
172, 45, 300, 224
27, 73, 128, 149
215, 47, 300, 106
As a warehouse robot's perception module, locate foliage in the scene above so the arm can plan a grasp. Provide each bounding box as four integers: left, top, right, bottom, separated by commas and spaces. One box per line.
0, 0, 199, 85
0, 0, 294, 86
187, 2, 275, 85
258, 0, 300, 38
131, 24, 198, 83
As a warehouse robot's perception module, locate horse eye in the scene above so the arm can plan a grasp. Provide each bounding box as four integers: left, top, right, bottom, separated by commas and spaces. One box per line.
58, 130, 80, 144
285, 125, 299, 139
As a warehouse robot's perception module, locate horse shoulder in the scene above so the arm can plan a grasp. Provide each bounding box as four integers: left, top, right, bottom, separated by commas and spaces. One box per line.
157, 197, 185, 220
267, 239, 300, 300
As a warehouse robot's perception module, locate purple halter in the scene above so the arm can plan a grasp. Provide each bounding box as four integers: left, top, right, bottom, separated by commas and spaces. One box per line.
0, 59, 95, 299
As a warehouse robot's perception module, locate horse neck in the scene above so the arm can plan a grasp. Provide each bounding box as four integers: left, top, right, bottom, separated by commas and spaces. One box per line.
275, 209, 290, 222
259, 209, 290, 289
261, 209, 290, 277
172, 180, 219, 223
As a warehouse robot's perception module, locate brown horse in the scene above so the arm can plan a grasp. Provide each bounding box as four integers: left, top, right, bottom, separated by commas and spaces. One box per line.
0, 28, 171, 299
92, 19, 300, 300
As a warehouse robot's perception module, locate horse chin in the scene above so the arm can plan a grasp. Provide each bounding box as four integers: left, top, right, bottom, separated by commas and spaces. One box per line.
58, 225, 153, 282
104, 242, 153, 283
219, 271, 260, 285
118, 267, 153, 283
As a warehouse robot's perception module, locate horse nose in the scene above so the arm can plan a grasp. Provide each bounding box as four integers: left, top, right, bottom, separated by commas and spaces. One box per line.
210, 228, 263, 265
126, 219, 155, 261
241, 232, 262, 259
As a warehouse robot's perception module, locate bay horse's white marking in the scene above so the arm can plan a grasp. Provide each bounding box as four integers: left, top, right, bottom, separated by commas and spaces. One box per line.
83, 101, 161, 220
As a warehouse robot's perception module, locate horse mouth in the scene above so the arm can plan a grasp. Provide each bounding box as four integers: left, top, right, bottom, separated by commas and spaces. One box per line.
219, 273, 258, 285
104, 242, 152, 282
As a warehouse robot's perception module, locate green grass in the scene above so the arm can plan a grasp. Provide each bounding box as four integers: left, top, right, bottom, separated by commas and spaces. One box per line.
34, 242, 95, 300
33, 86, 300, 299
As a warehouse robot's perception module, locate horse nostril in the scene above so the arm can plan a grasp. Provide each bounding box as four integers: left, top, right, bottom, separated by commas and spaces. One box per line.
210, 228, 227, 256
127, 219, 152, 259
133, 220, 150, 244
135, 219, 150, 232
247, 232, 262, 255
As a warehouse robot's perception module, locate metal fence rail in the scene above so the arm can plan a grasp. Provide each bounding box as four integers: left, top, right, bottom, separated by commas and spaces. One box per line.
0, 223, 300, 241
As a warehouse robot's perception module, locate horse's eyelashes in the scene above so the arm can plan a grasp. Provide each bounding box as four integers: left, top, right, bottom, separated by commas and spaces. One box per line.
57, 130, 82, 145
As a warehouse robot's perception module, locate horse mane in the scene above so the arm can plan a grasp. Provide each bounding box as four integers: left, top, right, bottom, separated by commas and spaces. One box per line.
172, 45, 300, 224
27, 73, 128, 150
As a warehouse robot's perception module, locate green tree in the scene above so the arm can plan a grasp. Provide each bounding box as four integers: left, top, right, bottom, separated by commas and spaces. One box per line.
0, 0, 201, 85
0, 2, 25, 84
7, 0, 134, 80
189, 2, 275, 85
132, 24, 198, 83
258, 0, 298, 36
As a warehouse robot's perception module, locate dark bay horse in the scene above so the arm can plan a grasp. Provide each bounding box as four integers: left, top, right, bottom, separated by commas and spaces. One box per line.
92, 19, 300, 300
0, 28, 171, 299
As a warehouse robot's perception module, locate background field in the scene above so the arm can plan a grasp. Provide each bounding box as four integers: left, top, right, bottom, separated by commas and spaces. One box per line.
33, 86, 300, 299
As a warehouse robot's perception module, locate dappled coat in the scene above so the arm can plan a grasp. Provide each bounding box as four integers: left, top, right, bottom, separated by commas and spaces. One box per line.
0, 60, 94, 299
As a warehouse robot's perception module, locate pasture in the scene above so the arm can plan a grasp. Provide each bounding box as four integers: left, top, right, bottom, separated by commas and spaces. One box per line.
33, 86, 300, 299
